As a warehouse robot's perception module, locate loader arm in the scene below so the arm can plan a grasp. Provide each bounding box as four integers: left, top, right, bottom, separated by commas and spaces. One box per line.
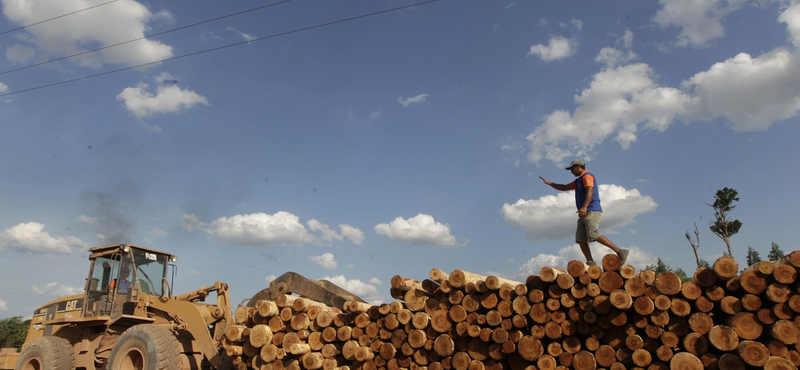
248, 272, 366, 310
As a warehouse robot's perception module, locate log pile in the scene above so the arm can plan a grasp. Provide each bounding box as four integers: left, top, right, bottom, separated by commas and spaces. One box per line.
224, 251, 800, 370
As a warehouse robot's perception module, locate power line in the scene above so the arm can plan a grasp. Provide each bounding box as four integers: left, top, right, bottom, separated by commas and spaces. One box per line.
0, 0, 295, 77
0, 0, 120, 37
0, 0, 442, 98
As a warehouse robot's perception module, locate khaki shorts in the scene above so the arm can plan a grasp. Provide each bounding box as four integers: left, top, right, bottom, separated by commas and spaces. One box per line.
576, 211, 602, 242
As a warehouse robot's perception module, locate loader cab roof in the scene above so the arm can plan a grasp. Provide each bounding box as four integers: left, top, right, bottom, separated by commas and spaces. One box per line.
88, 244, 177, 262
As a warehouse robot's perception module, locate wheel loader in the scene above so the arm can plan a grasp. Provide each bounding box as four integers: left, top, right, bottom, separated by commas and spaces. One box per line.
0, 244, 365, 370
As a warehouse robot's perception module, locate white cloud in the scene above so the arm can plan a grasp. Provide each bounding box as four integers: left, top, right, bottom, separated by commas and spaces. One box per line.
571, 19, 583, 31
206, 212, 314, 247
226, 27, 256, 42
117, 73, 209, 118
526, 60, 691, 164
0, 81, 8, 94
31, 282, 82, 297
185, 213, 361, 247
683, 49, 800, 131
5, 44, 35, 65
780, 2, 800, 47
515, 244, 654, 279
179, 214, 206, 232
374, 214, 468, 247
2, 0, 173, 67
0, 222, 88, 254
321, 275, 383, 304
527, 35, 577, 61
307, 219, 343, 243
0, 300, 7, 311
398, 93, 429, 107
502, 184, 657, 241
310, 252, 337, 269
652, 0, 729, 47
306, 220, 364, 245
78, 215, 99, 226
526, 18, 800, 166
339, 224, 365, 245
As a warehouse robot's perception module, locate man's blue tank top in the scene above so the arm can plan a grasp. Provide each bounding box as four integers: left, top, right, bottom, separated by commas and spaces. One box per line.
575, 172, 602, 212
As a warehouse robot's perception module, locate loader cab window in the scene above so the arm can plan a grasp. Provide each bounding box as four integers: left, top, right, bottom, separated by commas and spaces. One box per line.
130, 249, 169, 297
84, 256, 122, 317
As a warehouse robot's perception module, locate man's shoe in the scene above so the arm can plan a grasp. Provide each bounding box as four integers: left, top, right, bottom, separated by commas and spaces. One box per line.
617, 249, 629, 265
586, 261, 597, 267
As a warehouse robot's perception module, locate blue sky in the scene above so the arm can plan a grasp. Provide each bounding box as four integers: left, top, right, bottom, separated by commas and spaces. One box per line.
1, 0, 799, 318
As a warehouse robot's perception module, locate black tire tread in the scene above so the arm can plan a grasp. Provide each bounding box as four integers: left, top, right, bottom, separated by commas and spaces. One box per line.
15, 336, 75, 370
110, 324, 181, 370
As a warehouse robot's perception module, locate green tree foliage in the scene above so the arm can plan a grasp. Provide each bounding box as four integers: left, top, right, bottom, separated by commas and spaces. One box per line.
644, 258, 669, 275
0, 316, 30, 349
768, 242, 785, 261
644, 258, 691, 282
746, 246, 762, 267
708, 187, 742, 259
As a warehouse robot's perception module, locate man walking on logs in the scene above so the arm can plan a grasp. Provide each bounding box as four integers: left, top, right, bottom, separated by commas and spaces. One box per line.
539, 159, 629, 267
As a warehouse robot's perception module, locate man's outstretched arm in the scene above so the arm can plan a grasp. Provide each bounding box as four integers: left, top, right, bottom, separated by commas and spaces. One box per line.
540, 176, 570, 191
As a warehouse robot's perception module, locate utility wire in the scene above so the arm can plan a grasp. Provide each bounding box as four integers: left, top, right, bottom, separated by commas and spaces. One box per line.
0, 0, 441, 98
0, 0, 120, 37
0, 0, 295, 76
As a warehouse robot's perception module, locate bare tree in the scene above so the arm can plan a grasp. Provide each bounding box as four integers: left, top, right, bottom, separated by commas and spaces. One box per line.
685, 223, 708, 269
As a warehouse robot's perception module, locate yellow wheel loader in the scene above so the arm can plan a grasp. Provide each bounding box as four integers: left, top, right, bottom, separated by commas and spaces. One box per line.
0, 244, 364, 370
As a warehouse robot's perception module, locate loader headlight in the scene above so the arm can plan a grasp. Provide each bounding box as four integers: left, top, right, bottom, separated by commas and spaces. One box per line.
170, 256, 178, 263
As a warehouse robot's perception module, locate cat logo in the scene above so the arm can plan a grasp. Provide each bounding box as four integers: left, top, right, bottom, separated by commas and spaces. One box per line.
65, 300, 78, 311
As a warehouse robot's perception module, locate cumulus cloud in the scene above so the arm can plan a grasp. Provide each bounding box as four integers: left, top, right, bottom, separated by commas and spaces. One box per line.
117, 73, 208, 118
781, 2, 800, 47
0, 300, 7, 311
307, 219, 343, 244
652, 0, 731, 48
2, 0, 173, 67
179, 214, 206, 232
5, 44, 35, 65
306, 220, 363, 245
206, 212, 313, 247
339, 224, 365, 245
527, 35, 577, 61
502, 184, 657, 241
322, 275, 383, 304
187, 212, 362, 247
77, 215, 99, 226
310, 252, 337, 269
683, 49, 800, 131
0, 222, 89, 254
526, 13, 800, 165
32, 282, 83, 297
374, 214, 468, 247
515, 244, 654, 279
527, 59, 691, 164
398, 93, 429, 107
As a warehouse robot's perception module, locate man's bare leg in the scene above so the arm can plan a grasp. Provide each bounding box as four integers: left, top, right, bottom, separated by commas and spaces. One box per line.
578, 241, 594, 262
593, 235, 629, 265
594, 235, 619, 253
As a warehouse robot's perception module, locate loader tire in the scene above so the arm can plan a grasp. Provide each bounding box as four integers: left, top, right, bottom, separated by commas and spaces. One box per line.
15, 336, 75, 370
108, 325, 181, 370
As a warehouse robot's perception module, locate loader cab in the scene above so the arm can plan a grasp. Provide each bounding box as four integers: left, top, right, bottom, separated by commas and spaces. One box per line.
83, 244, 176, 319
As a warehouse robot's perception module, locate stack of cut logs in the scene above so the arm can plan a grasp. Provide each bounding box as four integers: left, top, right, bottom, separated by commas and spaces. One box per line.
225, 251, 800, 370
